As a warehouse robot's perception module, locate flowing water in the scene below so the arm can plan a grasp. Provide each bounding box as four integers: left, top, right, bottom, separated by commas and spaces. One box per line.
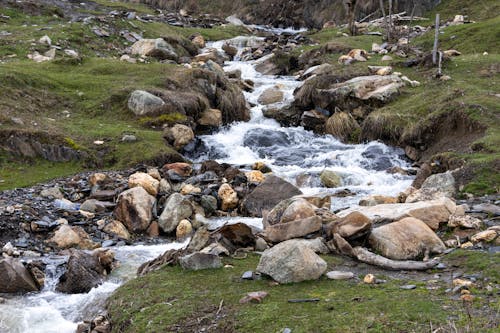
0, 31, 413, 332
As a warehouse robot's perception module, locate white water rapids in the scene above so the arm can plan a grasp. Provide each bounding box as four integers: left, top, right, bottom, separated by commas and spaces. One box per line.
0, 31, 413, 333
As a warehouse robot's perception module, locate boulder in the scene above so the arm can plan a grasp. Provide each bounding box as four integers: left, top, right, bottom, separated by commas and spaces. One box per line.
257, 239, 327, 283
187, 227, 211, 252
114, 187, 156, 233
163, 124, 194, 150
179, 252, 222, 270
368, 217, 446, 260
337, 198, 456, 230
359, 195, 398, 206
103, 220, 131, 240
406, 171, 456, 203
320, 170, 342, 188
191, 33, 205, 48
80, 199, 113, 213
197, 108, 222, 127
0, 258, 40, 293
258, 87, 284, 105
254, 53, 280, 75
40, 187, 64, 199
263, 216, 322, 243
242, 175, 302, 217
265, 198, 317, 226
130, 38, 177, 61
326, 211, 372, 239
217, 223, 256, 250
218, 183, 239, 211
49, 225, 98, 250
127, 90, 165, 116
471, 230, 498, 243
448, 214, 482, 229
176, 219, 193, 239
158, 193, 193, 233
245, 170, 265, 183
163, 162, 192, 177
128, 172, 160, 197
56, 249, 115, 294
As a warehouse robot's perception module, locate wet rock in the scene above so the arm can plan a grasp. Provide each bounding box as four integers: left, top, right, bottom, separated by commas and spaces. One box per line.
163, 124, 195, 150
218, 183, 239, 211
320, 170, 342, 188
163, 162, 192, 178
80, 199, 113, 213
326, 211, 372, 239
222, 43, 238, 59
257, 239, 327, 283
368, 217, 446, 260
179, 252, 222, 271
254, 53, 279, 75
0, 258, 40, 293
127, 90, 165, 116
258, 87, 284, 105
245, 170, 265, 183
114, 187, 156, 233
217, 223, 256, 250
242, 175, 302, 217
158, 193, 193, 233
188, 227, 211, 252
56, 249, 115, 294
326, 271, 354, 280
128, 172, 160, 196
103, 220, 130, 240
359, 195, 398, 206
200, 195, 218, 216
266, 198, 317, 226
131, 38, 177, 61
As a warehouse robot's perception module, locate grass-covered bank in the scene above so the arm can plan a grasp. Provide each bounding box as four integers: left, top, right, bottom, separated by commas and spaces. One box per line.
0, 1, 246, 190
107, 251, 499, 332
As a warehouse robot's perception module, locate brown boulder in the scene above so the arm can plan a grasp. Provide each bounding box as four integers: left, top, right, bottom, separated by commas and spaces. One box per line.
263, 216, 323, 243
326, 211, 372, 239
114, 187, 156, 233
0, 258, 40, 293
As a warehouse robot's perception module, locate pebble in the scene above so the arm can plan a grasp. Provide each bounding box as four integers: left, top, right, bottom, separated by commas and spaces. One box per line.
241, 271, 254, 280
400, 284, 417, 290
326, 271, 354, 280
102, 240, 115, 247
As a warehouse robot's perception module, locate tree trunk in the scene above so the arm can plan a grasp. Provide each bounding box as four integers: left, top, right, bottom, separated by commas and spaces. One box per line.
352, 247, 440, 271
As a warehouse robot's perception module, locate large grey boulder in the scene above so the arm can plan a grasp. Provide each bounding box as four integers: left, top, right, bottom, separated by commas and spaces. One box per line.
406, 171, 456, 203
258, 87, 284, 105
0, 258, 40, 293
114, 187, 156, 233
158, 193, 193, 233
263, 216, 322, 243
242, 175, 302, 217
368, 217, 446, 260
257, 239, 327, 283
127, 90, 165, 116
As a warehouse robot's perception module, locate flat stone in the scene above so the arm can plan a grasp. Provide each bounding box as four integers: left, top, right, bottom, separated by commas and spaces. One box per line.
326, 271, 354, 280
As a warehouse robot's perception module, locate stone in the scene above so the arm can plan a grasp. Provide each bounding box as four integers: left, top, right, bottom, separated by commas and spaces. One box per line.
103, 220, 131, 240
320, 170, 342, 188
242, 175, 302, 217
147, 221, 160, 237
381, 55, 393, 61
188, 227, 211, 252
239, 291, 269, 304
254, 53, 280, 75
218, 183, 239, 211
200, 195, 218, 216
217, 223, 256, 250
258, 87, 284, 105
158, 193, 193, 233
337, 198, 455, 230
359, 195, 398, 206
89, 173, 109, 187
80, 199, 112, 213
327, 211, 372, 239
130, 38, 177, 60
56, 249, 115, 294
368, 217, 446, 260
347, 49, 368, 62
255, 237, 269, 251
197, 108, 222, 127
127, 90, 164, 116
368, 66, 393, 76
40, 187, 64, 199
471, 230, 498, 243
191, 34, 205, 48
163, 162, 192, 177
448, 214, 483, 229
114, 187, 156, 233
0, 258, 40, 293
49, 225, 97, 249
326, 271, 354, 280
245, 170, 265, 183
176, 219, 193, 239
263, 216, 322, 243
266, 198, 317, 226
128, 172, 160, 196
257, 239, 327, 284
222, 43, 238, 59
163, 124, 194, 150
39, 35, 51, 45
406, 171, 456, 203
179, 252, 222, 270
180, 184, 201, 195
363, 274, 376, 284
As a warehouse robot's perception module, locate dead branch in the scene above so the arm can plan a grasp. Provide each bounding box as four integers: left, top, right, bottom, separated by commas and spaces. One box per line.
352, 246, 440, 270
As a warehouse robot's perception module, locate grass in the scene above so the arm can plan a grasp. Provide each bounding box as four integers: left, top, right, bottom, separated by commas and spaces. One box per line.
426, 0, 500, 22
108, 252, 499, 332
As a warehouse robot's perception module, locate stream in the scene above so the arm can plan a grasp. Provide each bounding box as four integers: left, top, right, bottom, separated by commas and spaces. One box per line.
0, 30, 413, 333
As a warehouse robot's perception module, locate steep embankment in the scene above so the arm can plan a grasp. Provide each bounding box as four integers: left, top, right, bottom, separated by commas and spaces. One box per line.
131, 0, 441, 28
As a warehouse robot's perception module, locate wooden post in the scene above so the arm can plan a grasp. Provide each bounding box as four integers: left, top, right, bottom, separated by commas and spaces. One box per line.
388, 0, 393, 41
432, 14, 440, 65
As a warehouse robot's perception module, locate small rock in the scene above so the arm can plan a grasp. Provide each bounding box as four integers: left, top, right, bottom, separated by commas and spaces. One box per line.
363, 274, 376, 284
39, 35, 51, 45
448, 214, 482, 229
41, 187, 64, 199
320, 170, 342, 188
471, 230, 498, 243
176, 219, 193, 239
400, 284, 417, 290
381, 55, 393, 62
239, 291, 268, 304
241, 271, 254, 280
218, 183, 239, 211
179, 252, 222, 271
326, 271, 354, 280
